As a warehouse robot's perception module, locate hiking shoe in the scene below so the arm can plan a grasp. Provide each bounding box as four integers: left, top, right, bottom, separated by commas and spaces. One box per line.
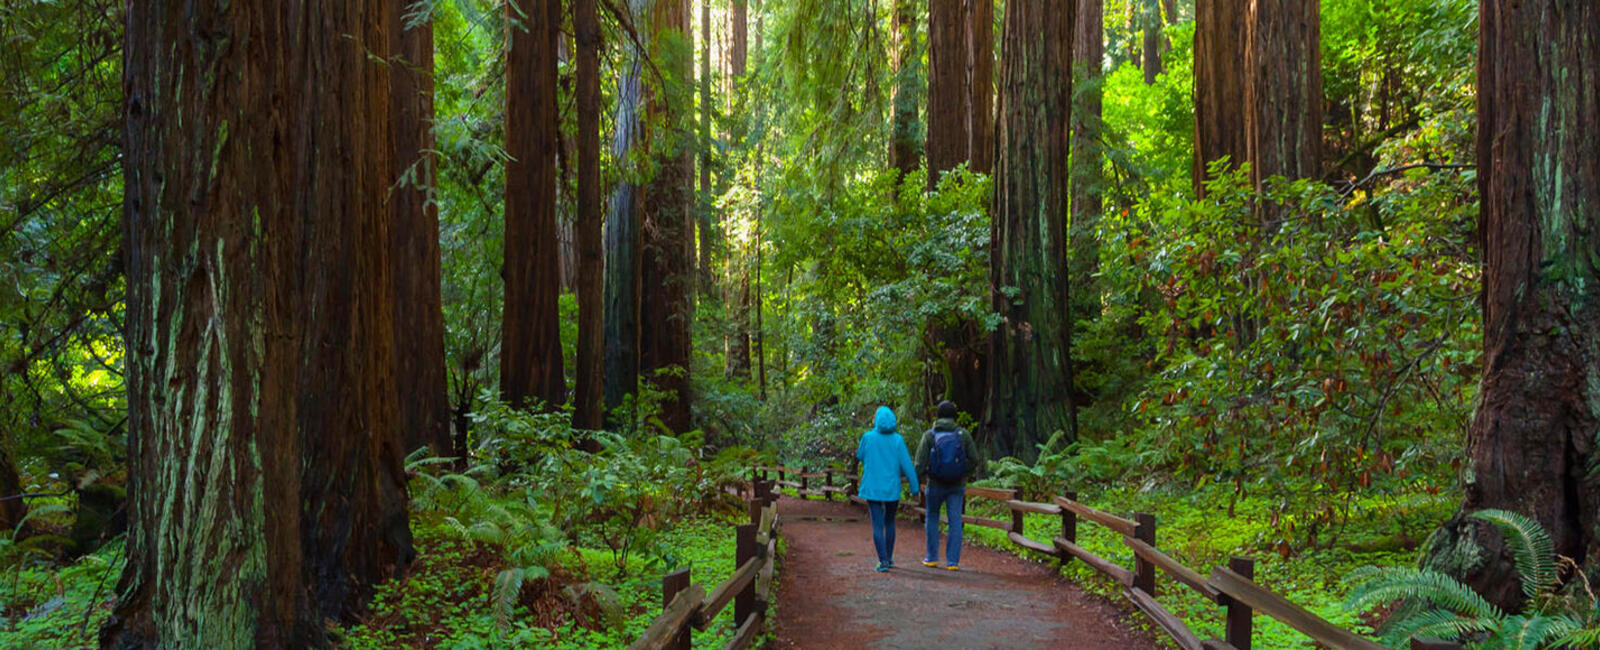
921, 559, 939, 567
885, 560, 895, 569
875, 563, 890, 572
946, 564, 961, 571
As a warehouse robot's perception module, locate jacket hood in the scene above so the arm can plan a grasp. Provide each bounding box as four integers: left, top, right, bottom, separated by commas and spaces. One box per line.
873, 406, 898, 433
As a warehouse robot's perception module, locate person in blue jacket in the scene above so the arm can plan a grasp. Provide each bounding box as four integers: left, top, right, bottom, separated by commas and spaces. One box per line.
855, 406, 919, 572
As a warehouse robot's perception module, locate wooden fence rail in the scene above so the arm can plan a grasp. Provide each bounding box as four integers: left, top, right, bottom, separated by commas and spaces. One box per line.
757, 465, 1394, 650
627, 480, 781, 650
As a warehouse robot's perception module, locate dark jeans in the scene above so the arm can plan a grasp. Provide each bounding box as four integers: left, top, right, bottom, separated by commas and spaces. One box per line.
867, 500, 900, 565
924, 483, 965, 565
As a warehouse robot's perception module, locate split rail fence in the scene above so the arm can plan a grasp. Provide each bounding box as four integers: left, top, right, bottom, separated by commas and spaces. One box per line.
626, 480, 781, 650
755, 465, 1428, 650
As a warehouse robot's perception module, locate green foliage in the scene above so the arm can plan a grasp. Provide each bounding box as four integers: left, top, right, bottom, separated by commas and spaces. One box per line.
1346, 511, 1600, 648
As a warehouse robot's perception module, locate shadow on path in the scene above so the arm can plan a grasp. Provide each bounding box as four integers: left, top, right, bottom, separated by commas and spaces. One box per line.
770, 495, 1161, 649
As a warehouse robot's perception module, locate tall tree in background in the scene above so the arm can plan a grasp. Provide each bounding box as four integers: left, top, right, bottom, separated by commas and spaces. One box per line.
726, 0, 754, 380
640, 0, 696, 433
1069, 0, 1103, 329
1192, 0, 1246, 195
503, 0, 567, 410
965, 0, 994, 175
390, 6, 451, 457
108, 0, 412, 644
889, 0, 924, 183
1244, 0, 1321, 216
927, 0, 967, 188
1423, 0, 1600, 612
573, 0, 606, 431
987, 0, 1074, 463
605, 0, 648, 422
1140, 0, 1165, 83
697, 0, 716, 296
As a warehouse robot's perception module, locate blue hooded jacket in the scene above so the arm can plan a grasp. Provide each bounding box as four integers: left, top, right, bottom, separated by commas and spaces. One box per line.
855, 406, 919, 501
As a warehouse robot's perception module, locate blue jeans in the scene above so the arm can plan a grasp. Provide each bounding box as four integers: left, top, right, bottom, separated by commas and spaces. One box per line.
867, 500, 899, 565
924, 483, 965, 565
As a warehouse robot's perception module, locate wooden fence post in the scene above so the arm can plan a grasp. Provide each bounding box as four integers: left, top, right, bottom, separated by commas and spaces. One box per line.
1061, 491, 1077, 544
1224, 557, 1254, 650
748, 498, 762, 526
824, 469, 834, 500
918, 488, 927, 524
1134, 513, 1157, 595
1012, 504, 1025, 537
735, 523, 757, 624
663, 568, 692, 650
799, 470, 808, 499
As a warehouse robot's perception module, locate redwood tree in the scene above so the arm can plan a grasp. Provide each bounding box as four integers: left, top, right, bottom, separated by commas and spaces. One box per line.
1070, 0, 1104, 327
1243, 0, 1322, 206
1192, 0, 1247, 195
604, 3, 646, 421
640, 0, 695, 433
503, 0, 567, 411
390, 5, 451, 457
927, 0, 967, 188
573, 0, 606, 431
1424, 0, 1600, 611
966, 0, 994, 175
889, 0, 924, 183
986, 0, 1074, 463
108, 0, 412, 644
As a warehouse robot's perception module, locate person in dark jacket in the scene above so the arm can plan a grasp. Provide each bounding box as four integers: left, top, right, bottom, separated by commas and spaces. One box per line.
914, 401, 978, 570
856, 406, 920, 572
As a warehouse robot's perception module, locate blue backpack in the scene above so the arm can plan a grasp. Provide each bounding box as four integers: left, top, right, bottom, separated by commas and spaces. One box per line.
927, 430, 969, 482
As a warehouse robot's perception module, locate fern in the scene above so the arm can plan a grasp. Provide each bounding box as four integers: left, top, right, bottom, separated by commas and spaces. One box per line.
1486, 614, 1579, 650
1346, 566, 1503, 621
1377, 608, 1496, 648
492, 567, 525, 629
1559, 625, 1600, 649
1470, 509, 1558, 599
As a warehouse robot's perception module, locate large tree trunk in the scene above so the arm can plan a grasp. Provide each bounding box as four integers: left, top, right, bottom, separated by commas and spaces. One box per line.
1243, 0, 1322, 218
1070, 0, 1104, 330
107, 0, 412, 645
927, 0, 967, 189
697, 0, 716, 298
965, 0, 994, 176
986, 0, 1075, 464
390, 6, 451, 457
573, 0, 606, 432
502, 0, 568, 411
1192, 0, 1247, 195
0, 445, 25, 532
640, 0, 695, 434
724, 0, 753, 381
1423, 0, 1600, 613
889, 0, 924, 183
604, 1, 647, 422
1141, 0, 1162, 83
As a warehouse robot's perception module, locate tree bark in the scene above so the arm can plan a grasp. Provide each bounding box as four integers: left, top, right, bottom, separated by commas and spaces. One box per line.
928, 0, 967, 189
1192, 0, 1247, 195
1243, 0, 1322, 215
1070, 0, 1104, 328
503, 0, 568, 411
1423, 0, 1600, 612
604, 0, 648, 423
573, 0, 606, 432
890, 0, 924, 183
640, 0, 695, 433
986, 0, 1075, 464
390, 5, 451, 457
107, 0, 412, 645
966, 0, 994, 175
1141, 0, 1162, 84
725, 0, 752, 380
697, 0, 716, 298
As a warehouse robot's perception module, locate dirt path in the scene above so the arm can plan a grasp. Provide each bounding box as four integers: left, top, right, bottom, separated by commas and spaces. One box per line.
770, 496, 1162, 649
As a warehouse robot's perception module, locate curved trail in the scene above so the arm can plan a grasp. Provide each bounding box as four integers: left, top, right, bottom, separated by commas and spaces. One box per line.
770, 496, 1161, 649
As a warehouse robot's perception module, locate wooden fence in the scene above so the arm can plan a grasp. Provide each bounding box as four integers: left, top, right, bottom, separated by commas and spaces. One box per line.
758, 465, 1397, 650
626, 480, 781, 650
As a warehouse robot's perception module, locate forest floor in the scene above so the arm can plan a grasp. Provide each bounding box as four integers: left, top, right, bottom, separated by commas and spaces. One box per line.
770, 496, 1161, 649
